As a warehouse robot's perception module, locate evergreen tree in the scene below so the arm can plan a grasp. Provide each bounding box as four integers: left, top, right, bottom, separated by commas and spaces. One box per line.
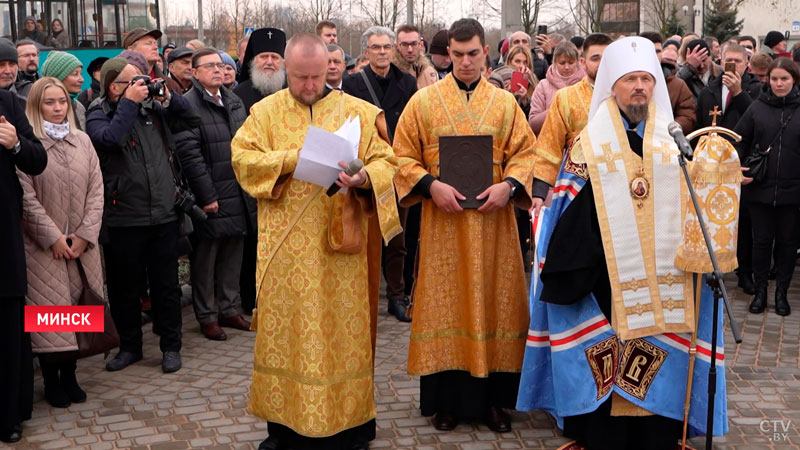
703, 0, 743, 42
663, 2, 685, 37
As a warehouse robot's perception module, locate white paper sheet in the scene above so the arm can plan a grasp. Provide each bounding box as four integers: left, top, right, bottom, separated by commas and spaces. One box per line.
294, 117, 361, 194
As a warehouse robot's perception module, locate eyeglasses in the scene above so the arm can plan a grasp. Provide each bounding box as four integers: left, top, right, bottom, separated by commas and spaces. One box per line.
398, 41, 419, 48
18, 53, 38, 59
368, 44, 393, 52
196, 62, 225, 70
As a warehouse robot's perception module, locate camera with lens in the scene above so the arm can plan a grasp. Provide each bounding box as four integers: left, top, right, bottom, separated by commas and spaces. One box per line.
175, 188, 207, 223
131, 75, 167, 98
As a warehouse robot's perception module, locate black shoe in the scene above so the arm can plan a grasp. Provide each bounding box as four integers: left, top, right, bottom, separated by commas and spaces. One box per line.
737, 272, 756, 295
258, 436, 283, 450
41, 360, 71, 408
776, 288, 791, 316
0, 427, 21, 444
350, 442, 370, 450
433, 411, 458, 431
485, 406, 512, 433
106, 351, 143, 372
749, 286, 768, 314
60, 361, 87, 403
161, 351, 182, 373
388, 297, 411, 323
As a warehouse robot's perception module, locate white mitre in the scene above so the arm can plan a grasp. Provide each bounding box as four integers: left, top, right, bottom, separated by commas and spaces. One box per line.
588, 36, 673, 122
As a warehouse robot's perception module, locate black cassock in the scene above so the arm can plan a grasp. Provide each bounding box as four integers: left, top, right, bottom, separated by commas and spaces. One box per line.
539, 126, 683, 450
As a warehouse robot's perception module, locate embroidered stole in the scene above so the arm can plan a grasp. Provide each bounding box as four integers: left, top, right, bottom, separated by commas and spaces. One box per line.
580, 98, 695, 340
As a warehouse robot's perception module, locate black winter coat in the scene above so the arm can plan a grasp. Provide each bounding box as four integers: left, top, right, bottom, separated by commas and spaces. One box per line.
342, 63, 417, 143
233, 80, 263, 114
174, 79, 256, 240
0, 89, 47, 297
86, 94, 201, 227
735, 85, 800, 206
695, 71, 762, 132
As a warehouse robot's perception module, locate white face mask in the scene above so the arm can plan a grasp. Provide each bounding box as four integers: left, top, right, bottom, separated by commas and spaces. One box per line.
43, 120, 70, 140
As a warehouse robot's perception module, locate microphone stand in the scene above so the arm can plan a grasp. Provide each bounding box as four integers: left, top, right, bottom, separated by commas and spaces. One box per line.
675, 141, 743, 450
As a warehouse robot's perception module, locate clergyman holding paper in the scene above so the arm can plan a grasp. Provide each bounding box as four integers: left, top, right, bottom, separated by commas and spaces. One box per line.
231, 33, 401, 450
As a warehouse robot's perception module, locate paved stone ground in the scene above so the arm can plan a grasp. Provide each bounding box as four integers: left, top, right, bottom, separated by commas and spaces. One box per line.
3, 274, 800, 450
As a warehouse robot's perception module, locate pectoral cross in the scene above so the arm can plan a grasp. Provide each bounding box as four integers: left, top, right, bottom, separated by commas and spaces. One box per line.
600, 143, 623, 173
267, 31, 273, 39
709, 105, 722, 127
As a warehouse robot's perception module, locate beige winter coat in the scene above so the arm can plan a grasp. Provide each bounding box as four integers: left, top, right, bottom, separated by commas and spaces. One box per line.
18, 130, 105, 354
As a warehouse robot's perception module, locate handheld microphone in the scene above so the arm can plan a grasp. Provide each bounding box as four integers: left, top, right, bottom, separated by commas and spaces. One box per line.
326, 159, 364, 196
668, 121, 693, 159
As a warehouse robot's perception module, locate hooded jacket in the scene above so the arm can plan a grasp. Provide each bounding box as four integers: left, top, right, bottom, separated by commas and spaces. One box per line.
528, 63, 585, 134
735, 85, 800, 206
665, 73, 696, 134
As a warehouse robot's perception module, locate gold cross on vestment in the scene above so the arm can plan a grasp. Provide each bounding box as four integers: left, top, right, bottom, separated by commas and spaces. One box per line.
654, 141, 676, 165
600, 143, 623, 173
709, 106, 722, 127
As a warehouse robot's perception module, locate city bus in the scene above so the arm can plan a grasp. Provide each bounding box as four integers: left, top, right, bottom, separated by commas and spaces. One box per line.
1, 0, 164, 87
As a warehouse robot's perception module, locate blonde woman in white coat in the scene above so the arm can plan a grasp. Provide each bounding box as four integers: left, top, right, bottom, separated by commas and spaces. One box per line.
18, 77, 104, 408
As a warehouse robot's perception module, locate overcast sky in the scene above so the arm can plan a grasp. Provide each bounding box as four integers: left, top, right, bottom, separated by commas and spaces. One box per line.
165, 0, 499, 30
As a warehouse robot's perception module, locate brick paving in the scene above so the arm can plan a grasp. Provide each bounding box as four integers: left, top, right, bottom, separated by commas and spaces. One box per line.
3, 274, 800, 450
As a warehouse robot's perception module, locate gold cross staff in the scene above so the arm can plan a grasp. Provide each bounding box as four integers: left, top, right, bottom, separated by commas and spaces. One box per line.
709, 106, 722, 127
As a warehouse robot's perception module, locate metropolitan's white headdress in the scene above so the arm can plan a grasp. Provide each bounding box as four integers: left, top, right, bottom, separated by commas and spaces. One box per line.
588, 36, 673, 122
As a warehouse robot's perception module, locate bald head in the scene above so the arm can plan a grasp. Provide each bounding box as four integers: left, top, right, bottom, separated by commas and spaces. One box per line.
285, 33, 328, 67
285, 33, 329, 106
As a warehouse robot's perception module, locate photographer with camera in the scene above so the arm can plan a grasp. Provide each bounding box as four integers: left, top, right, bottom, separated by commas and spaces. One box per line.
86, 56, 200, 374
174, 48, 254, 340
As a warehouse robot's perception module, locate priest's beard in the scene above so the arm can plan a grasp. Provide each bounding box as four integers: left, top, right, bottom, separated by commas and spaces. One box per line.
250, 65, 285, 96
622, 103, 648, 124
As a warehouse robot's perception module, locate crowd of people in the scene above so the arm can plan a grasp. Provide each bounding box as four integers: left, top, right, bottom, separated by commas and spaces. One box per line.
1, 16, 798, 450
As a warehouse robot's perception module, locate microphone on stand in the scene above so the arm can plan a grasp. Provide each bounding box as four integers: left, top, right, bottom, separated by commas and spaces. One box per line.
668, 121, 694, 159
326, 159, 364, 196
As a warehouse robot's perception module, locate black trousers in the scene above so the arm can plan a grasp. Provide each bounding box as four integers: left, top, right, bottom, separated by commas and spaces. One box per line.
104, 222, 182, 354
267, 419, 375, 449
383, 205, 409, 301
0, 297, 33, 433
403, 203, 421, 296
240, 230, 257, 315
750, 204, 800, 289
563, 397, 682, 450
516, 207, 531, 267
737, 203, 753, 274
419, 370, 521, 419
